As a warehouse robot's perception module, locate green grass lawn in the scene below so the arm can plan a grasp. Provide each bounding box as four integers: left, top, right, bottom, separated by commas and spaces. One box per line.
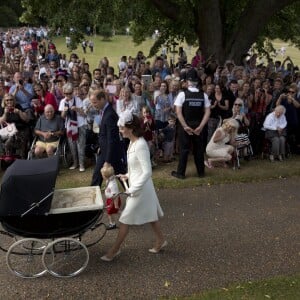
51, 35, 300, 71
172, 273, 300, 300
54, 155, 300, 190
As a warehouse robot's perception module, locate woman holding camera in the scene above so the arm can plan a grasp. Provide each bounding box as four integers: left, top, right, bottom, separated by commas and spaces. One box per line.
32, 83, 58, 117
0, 93, 30, 158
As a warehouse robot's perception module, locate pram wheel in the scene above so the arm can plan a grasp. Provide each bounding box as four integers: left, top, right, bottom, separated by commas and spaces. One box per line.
6, 238, 47, 278
79, 221, 107, 247
42, 237, 89, 278
61, 139, 73, 168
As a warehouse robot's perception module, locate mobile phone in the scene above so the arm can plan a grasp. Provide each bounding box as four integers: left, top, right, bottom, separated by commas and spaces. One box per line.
142, 75, 152, 88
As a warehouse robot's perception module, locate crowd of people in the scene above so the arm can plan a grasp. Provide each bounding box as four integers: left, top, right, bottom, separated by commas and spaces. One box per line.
0, 27, 300, 176
1, 26, 300, 260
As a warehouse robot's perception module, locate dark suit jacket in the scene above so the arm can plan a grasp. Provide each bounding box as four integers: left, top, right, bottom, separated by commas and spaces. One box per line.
98, 104, 124, 165
91, 103, 126, 186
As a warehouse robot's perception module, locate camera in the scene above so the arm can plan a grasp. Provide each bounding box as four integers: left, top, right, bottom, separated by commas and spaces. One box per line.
8, 108, 14, 113
19, 79, 23, 85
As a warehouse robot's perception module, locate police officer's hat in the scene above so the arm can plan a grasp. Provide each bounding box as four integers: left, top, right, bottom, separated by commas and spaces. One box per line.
186, 68, 199, 83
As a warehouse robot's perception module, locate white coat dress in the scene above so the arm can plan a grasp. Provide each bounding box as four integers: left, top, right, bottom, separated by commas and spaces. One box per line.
119, 137, 164, 225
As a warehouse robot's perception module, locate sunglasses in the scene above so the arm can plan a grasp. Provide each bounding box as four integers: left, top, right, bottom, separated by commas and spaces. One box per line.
35, 89, 41, 92
288, 90, 295, 94
234, 103, 242, 106
5, 99, 14, 101
64, 92, 73, 95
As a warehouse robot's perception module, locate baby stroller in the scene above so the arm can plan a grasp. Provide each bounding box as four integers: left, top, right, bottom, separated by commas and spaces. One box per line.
0, 156, 106, 278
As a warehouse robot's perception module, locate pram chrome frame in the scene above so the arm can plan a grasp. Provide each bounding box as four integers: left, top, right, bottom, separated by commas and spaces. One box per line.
0, 157, 106, 279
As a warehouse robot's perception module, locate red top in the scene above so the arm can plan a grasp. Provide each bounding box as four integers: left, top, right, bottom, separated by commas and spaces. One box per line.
31, 40, 39, 51
34, 91, 58, 114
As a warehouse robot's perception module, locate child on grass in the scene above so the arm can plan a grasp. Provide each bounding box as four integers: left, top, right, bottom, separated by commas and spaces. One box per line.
160, 113, 176, 163
141, 105, 157, 166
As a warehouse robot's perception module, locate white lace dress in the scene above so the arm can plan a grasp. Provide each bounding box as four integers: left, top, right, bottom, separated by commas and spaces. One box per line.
119, 137, 164, 225
206, 127, 232, 158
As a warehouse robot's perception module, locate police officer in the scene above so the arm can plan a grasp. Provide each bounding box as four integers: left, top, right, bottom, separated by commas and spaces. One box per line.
171, 68, 210, 179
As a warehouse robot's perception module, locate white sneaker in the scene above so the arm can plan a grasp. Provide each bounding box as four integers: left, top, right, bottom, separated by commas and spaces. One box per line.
79, 166, 85, 172
69, 164, 77, 170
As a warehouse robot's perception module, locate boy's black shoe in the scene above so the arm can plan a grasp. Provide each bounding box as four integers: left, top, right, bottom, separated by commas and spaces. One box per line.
106, 223, 117, 230
171, 171, 185, 179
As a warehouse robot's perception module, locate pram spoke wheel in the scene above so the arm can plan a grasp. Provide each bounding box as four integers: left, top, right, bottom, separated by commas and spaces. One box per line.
42, 237, 89, 278
79, 221, 107, 247
6, 238, 47, 278
61, 139, 73, 168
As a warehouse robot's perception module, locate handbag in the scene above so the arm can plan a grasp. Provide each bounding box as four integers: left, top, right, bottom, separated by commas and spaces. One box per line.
0, 122, 18, 140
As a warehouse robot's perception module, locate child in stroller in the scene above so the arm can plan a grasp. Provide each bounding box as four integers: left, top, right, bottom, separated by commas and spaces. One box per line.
101, 165, 121, 230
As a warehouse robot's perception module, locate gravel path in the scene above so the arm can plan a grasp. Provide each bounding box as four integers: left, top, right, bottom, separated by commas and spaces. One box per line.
0, 178, 299, 299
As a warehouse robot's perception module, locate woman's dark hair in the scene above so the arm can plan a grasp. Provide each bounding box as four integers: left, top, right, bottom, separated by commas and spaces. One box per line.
125, 114, 144, 137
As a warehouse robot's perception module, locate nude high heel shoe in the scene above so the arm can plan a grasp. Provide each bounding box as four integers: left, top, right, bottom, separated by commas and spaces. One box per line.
148, 241, 168, 254
100, 249, 121, 262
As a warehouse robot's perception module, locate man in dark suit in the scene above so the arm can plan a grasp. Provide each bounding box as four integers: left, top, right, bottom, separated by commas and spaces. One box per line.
90, 90, 126, 186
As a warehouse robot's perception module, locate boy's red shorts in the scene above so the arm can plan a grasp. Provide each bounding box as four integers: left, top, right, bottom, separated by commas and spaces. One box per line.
106, 196, 121, 215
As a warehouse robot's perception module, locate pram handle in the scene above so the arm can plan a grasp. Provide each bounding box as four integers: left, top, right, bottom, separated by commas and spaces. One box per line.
21, 191, 54, 217
122, 180, 129, 191
116, 174, 129, 191
112, 192, 130, 199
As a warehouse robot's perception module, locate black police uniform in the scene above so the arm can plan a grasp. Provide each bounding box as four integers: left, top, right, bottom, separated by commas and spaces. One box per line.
176, 89, 206, 177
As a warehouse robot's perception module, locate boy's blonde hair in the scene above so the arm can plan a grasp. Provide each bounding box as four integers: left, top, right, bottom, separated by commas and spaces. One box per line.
101, 165, 115, 178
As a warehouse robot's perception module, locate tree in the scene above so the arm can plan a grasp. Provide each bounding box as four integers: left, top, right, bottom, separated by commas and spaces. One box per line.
0, 1, 23, 27
20, 0, 129, 44
20, 0, 300, 64
0, 6, 19, 27
98, 24, 113, 41
144, 0, 300, 64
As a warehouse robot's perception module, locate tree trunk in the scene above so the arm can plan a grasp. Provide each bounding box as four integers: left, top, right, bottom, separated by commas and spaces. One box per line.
150, 0, 297, 65
194, 0, 225, 64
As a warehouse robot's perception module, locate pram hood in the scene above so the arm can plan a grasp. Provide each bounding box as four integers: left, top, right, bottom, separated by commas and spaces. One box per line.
0, 156, 59, 216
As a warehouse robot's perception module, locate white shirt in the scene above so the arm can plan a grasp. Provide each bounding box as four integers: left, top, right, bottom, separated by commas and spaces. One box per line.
174, 87, 211, 108
59, 97, 87, 127
263, 112, 287, 130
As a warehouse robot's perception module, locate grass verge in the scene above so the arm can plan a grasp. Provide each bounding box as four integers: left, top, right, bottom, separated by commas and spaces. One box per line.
54, 155, 300, 189
167, 274, 300, 300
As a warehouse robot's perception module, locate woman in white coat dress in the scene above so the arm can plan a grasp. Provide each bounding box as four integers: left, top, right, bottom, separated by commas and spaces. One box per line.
101, 111, 167, 261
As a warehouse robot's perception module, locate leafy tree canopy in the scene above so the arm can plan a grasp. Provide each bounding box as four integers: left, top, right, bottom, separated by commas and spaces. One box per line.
0, 1, 23, 27
20, 0, 300, 64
